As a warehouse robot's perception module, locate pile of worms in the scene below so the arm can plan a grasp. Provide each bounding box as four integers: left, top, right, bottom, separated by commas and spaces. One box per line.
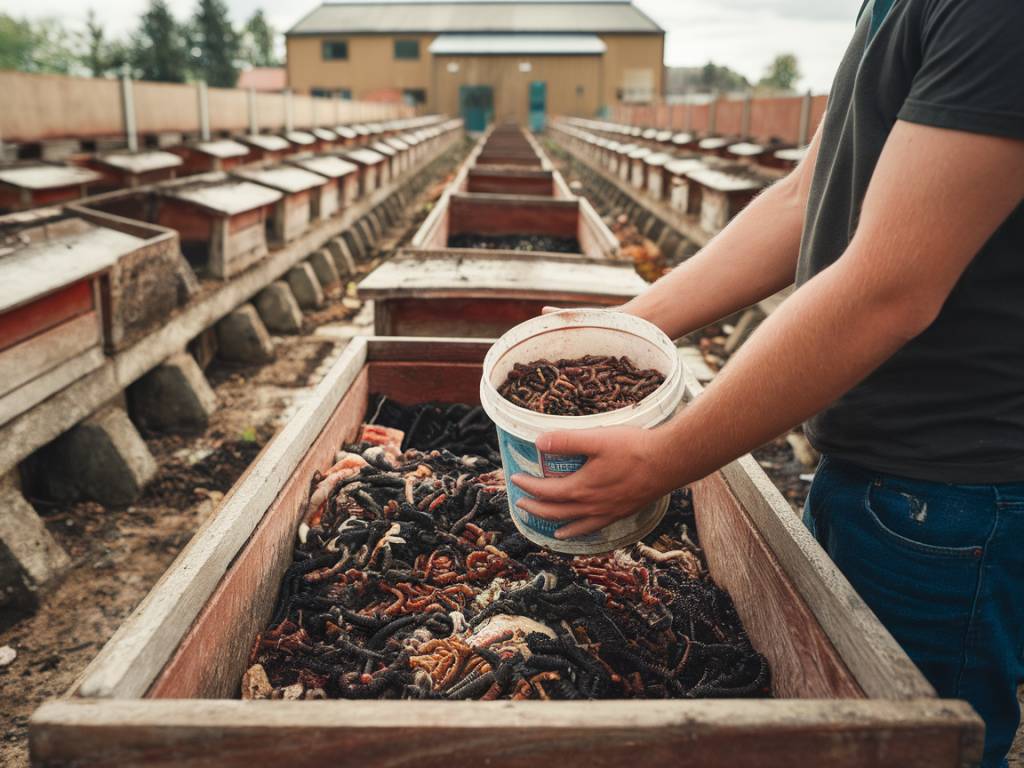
242, 398, 769, 702
499, 355, 666, 415
448, 233, 582, 253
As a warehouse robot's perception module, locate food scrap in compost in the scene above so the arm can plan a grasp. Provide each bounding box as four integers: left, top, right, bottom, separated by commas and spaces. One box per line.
243, 397, 769, 701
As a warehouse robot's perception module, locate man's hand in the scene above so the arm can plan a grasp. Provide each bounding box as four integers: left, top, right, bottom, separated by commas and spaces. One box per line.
511, 426, 674, 539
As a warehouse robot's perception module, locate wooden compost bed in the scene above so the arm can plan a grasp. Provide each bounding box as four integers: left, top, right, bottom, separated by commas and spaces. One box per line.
30, 337, 982, 767
358, 250, 647, 337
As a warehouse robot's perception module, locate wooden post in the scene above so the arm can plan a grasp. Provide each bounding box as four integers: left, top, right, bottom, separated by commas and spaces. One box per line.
120, 74, 138, 153
686, 99, 693, 132
247, 88, 258, 135
741, 91, 752, 139
197, 80, 211, 142
798, 89, 812, 146
708, 93, 718, 136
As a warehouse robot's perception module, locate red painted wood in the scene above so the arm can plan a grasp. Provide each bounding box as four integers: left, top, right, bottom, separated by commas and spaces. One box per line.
0, 279, 95, 352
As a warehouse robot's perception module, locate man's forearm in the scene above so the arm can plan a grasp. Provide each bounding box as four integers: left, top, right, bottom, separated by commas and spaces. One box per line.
650, 121, 1024, 487
624, 175, 806, 339
649, 252, 935, 486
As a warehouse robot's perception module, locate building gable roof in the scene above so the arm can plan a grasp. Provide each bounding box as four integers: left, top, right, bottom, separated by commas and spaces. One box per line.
287, 1, 663, 35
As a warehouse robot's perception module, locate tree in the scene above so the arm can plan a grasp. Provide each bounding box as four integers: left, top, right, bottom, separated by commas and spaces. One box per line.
0, 14, 77, 74
80, 9, 128, 77
665, 63, 749, 95
131, 0, 188, 82
241, 9, 277, 67
188, 0, 239, 87
0, 14, 36, 71
759, 53, 801, 92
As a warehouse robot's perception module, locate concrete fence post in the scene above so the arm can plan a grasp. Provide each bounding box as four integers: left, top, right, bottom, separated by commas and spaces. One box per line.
248, 87, 258, 135
798, 89, 813, 146
197, 80, 211, 141
120, 74, 138, 152
741, 91, 753, 138
285, 89, 294, 132
686, 99, 693, 133
708, 93, 719, 136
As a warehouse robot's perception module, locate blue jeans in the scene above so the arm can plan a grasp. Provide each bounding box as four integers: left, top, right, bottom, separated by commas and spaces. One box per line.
803, 456, 1024, 768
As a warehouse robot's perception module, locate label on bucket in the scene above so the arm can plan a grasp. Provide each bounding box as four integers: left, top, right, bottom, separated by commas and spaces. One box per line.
497, 424, 670, 553
497, 427, 586, 538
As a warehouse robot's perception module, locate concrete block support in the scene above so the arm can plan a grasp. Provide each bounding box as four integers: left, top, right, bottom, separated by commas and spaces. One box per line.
308, 249, 341, 291
327, 237, 356, 277
216, 304, 275, 364
38, 406, 157, 507
128, 352, 217, 434
341, 230, 365, 263
286, 263, 325, 310
366, 212, 383, 241
356, 219, 376, 253
255, 281, 303, 334
0, 472, 70, 628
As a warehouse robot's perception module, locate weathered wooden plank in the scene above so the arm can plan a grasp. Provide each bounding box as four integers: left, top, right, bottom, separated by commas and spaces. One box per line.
0, 311, 101, 395
0, 346, 104, 427
681, 370, 936, 700
72, 338, 370, 699
367, 361, 483, 405
692, 472, 863, 699
0, 279, 94, 353
31, 698, 983, 768
150, 368, 371, 698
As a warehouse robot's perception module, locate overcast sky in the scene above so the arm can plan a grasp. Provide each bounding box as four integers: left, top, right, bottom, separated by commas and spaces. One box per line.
4, 0, 863, 91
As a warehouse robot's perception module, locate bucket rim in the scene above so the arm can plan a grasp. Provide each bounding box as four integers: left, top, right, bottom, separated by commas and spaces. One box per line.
480, 308, 682, 431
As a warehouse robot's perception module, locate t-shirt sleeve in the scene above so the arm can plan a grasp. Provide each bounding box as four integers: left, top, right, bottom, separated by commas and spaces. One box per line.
898, 0, 1024, 140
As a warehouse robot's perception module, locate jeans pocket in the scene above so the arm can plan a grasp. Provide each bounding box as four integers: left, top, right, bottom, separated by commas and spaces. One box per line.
862, 482, 984, 559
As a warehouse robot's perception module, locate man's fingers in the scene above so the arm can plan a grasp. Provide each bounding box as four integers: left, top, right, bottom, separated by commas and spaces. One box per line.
511, 473, 581, 501
554, 514, 618, 539
541, 306, 562, 315
515, 496, 591, 521
536, 429, 606, 456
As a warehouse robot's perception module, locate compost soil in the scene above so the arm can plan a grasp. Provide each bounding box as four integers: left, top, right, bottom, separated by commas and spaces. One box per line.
0, 148, 470, 768
447, 233, 581, 253
247, 398, 769, 701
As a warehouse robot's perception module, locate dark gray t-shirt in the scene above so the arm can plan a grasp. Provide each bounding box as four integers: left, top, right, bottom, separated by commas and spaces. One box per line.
797, 0, 1024, 483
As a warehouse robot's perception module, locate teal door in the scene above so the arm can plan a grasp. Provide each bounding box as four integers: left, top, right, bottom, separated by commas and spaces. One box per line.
528, 81, 547, 132
459, 86, 493, 132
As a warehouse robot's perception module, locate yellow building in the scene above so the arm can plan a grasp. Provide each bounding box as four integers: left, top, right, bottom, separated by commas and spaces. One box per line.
285, 1, 665, 129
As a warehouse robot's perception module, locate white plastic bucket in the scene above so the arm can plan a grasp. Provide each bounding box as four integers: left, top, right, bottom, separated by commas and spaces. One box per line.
479, 309, 684, 554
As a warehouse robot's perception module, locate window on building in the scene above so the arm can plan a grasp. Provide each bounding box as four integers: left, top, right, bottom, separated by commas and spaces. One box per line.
311, 88, 352, 100
322, 40, 349, 60
403, 88, 427, 106
576, 85, 585, 97
394, 39, 420, 60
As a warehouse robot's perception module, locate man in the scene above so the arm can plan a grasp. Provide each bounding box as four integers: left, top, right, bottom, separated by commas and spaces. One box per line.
513, 0, 1024, 765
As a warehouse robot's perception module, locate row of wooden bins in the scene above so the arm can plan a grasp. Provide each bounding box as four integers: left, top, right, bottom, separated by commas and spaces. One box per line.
0, 116, 463, 431
551, 116, 794, 237
0, 116, 446, 212
29, 123, 984, 767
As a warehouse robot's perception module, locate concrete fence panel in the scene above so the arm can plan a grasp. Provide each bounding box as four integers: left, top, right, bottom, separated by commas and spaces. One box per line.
715, 98, 744, 136
749, 96, 804, 144
134, 81, 201, 136
0, 72, 121, 142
